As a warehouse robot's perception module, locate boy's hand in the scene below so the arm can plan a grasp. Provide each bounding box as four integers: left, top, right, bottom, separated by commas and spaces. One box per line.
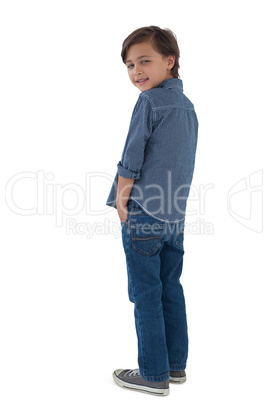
116, 175, 135, 222
117, 202, 129, 223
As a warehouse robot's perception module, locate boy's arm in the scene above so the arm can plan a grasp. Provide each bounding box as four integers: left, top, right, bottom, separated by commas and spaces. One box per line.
115, 96, 152, 222
116, 175, 135, 222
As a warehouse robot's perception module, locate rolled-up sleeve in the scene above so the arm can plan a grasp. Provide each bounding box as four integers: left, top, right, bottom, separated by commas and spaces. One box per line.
117, 94, 152, 180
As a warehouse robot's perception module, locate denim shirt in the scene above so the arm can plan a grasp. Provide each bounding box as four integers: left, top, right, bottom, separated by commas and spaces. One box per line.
106, 78, 198, 222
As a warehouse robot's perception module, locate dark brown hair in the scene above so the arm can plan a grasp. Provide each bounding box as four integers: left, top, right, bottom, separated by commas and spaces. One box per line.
121, 26, 180, 78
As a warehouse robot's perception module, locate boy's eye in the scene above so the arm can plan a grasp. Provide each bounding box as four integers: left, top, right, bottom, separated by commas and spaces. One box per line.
126, 60, 150, 69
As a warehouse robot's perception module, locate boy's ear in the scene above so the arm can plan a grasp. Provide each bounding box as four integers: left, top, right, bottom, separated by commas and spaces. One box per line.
167, 55, 175, 70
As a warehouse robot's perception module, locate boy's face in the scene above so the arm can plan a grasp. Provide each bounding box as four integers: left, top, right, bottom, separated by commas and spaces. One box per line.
125, 41, 175, 92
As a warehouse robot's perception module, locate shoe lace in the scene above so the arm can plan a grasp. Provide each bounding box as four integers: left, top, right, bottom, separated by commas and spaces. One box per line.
125, 369, 140, 377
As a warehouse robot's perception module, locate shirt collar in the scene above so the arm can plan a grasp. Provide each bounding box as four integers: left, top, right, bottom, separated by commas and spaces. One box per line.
157, 78, 183, 91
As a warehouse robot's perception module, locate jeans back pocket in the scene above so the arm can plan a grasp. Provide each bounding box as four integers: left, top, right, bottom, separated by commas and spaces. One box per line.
175, 229, 184, 250
132, 223, 165, 257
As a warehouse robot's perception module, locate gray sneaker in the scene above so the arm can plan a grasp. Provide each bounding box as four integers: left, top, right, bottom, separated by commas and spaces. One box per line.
169, 370, 187, 384
113, 369, 169, 396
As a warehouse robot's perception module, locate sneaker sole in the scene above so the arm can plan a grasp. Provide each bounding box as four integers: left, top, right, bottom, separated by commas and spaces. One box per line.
113, 371, 169, 396
169, 375, 187, 384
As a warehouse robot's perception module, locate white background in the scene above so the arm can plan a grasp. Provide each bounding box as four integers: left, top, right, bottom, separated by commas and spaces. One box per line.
1, 1, 267, 401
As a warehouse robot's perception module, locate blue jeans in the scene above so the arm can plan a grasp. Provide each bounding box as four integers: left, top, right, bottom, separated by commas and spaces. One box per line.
120, 199, 188, 382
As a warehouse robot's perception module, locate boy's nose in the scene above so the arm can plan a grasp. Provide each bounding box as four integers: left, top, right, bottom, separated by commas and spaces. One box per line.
134, 66, 143, 76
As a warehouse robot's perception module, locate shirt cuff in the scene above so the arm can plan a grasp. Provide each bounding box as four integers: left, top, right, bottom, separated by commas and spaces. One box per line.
117, 161, 140, 180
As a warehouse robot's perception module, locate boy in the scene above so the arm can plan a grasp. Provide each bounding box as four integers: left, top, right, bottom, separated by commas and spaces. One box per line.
106, 26, 198, 396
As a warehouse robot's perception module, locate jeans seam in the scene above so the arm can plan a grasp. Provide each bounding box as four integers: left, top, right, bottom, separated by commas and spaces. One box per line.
135, 305, 146, 375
